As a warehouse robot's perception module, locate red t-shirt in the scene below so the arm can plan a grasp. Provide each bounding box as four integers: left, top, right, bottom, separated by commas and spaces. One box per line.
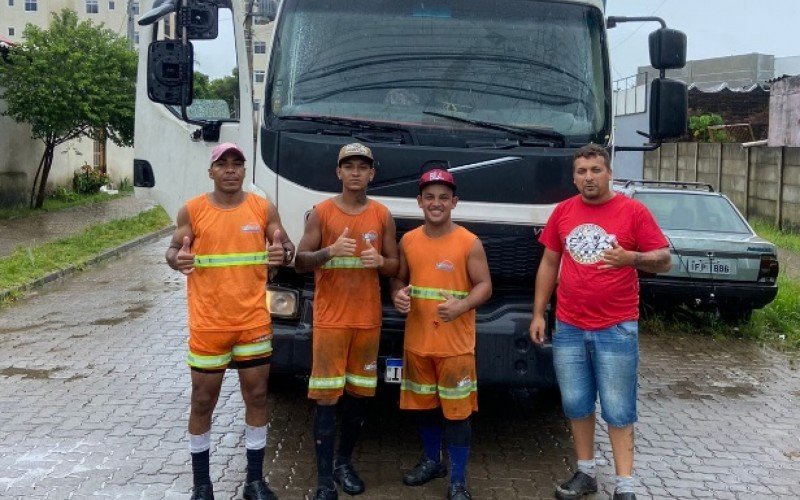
539, 194, 668, 330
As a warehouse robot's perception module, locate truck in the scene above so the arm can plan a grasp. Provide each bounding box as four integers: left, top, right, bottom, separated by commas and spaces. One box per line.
133, 0, 687, 388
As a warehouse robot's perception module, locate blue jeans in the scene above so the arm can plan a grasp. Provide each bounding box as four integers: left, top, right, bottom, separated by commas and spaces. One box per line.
552, 320, 639, 427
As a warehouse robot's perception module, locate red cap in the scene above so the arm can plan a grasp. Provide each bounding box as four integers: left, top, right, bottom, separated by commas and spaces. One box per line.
419, 168, 456, 192
210, 142, 246, 162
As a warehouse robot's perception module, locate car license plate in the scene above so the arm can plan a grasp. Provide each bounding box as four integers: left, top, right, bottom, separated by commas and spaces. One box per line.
687, 257, 734, 275
385, 358, 403, 384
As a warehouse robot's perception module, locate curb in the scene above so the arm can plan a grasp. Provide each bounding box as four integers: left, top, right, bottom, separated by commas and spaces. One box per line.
0, 225, 176, 302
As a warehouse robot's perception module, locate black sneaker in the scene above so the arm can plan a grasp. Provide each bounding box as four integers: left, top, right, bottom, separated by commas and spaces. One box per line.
313, 486, 339, 500
333, 462, 365, 495
402, 457, 447, 486
554, 471, 598, 500
190, 483, 214, 500
243, 479, 277, 500
447, 482, 472, 500
612, 491, 636, 500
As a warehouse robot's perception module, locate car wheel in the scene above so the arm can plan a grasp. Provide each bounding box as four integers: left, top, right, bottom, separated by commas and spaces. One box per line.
718, 307, 753, 324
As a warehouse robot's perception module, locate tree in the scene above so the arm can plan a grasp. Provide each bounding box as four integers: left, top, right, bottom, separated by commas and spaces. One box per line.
0, 9, 136, 208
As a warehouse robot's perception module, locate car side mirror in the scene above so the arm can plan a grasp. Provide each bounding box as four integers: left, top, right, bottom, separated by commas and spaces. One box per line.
649, 28, 687, 70
649, 78, 687, 140
185, 0, 219, 40
147, 40, 194, 106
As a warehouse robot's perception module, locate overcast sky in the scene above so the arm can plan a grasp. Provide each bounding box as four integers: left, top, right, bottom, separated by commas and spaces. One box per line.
605, 0, 800, 80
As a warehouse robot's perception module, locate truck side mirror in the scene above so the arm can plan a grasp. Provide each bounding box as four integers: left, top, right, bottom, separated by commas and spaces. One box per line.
185, 0, 219, 40
649, 78, 687, 140
649, 28, 687, 70
147, 40, 194, 106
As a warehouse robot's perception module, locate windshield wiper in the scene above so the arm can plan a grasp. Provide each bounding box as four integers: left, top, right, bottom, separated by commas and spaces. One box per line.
279, 115, 407, 134
423, 110, 567, 147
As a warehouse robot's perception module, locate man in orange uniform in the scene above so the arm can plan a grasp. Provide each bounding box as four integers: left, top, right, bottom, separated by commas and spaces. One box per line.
391, 169, 492, 500
166, 142, 294, 500
295, 143, 399, 500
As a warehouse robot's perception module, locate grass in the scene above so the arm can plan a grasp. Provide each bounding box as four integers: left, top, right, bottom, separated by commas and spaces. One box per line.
749, 218, 800, 253
0, 189, 128, 220
0, 206, 171, 294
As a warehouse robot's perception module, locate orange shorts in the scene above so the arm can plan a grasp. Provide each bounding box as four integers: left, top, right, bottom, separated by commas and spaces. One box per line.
400, 351, 478, 421
308, 327, 380, 400
188, 325, 273, 370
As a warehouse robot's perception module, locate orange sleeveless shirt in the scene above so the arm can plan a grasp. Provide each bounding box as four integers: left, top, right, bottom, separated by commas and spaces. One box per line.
313, 198, 389, 329
186, 193, 270, 332
402, 225, 477, 356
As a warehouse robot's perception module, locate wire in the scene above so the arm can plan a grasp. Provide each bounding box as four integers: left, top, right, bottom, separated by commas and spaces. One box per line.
611, 0, 668, 51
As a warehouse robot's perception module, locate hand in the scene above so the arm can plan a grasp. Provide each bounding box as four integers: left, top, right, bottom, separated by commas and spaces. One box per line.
268, 229, 287, 266
328, 227, 356, 257
437, 290, 465, 322
360, 237, 384, 269
599, 240, 634, 270
175, 236, 195, 275
529, 314, 547, 345
393, 285, 412, 314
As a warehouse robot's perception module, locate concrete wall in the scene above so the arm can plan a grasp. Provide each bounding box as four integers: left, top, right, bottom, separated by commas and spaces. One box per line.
645, 143, 800, 230
769, 76, 800, 147
638, 53, 775, 91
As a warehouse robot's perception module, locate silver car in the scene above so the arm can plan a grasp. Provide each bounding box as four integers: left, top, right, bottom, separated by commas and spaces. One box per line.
614, 180, 779, 323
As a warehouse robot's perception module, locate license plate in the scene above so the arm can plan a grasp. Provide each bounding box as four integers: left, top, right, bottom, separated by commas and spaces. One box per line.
686, 257, 734, 275
384, 358, 403, 384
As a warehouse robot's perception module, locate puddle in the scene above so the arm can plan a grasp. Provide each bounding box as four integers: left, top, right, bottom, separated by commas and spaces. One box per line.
90, 302, 151, 325
651, 379, 758, 400
0, 366, 63, 379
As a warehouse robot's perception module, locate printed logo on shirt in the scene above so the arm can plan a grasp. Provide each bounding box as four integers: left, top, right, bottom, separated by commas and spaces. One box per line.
435, 259, 455, 272
565, 223, 615, 265
362, 230, 379, 243
241, 223, 261, 233
457, 376, 473, 388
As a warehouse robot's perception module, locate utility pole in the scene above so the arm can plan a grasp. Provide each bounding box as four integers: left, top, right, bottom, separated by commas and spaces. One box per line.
127, 0, 135, 50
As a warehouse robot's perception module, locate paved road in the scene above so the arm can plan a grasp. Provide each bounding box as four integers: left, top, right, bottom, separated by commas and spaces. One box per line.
1, 237, 799, 499
0, 195, 156, 258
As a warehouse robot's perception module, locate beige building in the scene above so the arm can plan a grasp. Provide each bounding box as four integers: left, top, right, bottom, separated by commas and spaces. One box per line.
0, 1, 271, 205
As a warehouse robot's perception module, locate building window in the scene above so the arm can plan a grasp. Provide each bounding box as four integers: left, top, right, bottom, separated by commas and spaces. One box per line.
253, 100, 261, 112
24, 0, 36, 12
134, 31, 139, 44
254, 41, 266, 54
131, 1, 139, 15
8, 0, 14, 7
86, 0, 99, 14
8, 27, 15, 36
254, 71, 265, 84
109, 1, 115, 10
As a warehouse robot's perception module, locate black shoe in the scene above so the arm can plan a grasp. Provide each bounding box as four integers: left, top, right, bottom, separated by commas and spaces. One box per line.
447, 482, 472, 500
402, 457, 447, 486
333, 462, 365, 495
313, 486, 338, 500
612, 491, 636, 500
243, 479, 277, 500
554, 471, 597, 500
190, 484, 214, 500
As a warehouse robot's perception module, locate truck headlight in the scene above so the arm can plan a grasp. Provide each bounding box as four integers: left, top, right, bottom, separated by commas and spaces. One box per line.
267, 286, 299, 319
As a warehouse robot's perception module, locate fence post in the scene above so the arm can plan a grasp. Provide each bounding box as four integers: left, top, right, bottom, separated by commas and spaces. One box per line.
776, 146, 785, 230
744, 147, 751, 219
716, 143, 723, 192
656, 146, 661, 180
693, 142, 699, 182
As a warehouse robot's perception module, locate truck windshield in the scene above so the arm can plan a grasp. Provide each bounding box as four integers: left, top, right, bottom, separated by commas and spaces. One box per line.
266, 0, 609, 143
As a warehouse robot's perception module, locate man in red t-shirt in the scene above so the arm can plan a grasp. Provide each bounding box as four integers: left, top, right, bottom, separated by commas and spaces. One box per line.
530, 144, 671, 500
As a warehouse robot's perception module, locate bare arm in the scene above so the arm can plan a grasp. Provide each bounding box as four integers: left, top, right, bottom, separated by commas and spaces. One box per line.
437, 239, 492, 322
265, 200, 295, 267
600, 242, 671, 273
529, 248, 561, 344
294, 209, 327, 274
377, 213, 399, 277
390, 243, 411, 313
165, 206, 195, 274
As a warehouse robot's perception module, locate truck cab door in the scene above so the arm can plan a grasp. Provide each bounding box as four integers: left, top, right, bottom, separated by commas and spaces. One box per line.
134, 1, 253, 220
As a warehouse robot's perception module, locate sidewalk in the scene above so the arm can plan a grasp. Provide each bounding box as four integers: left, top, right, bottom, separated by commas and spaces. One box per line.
0, 195, 157, 258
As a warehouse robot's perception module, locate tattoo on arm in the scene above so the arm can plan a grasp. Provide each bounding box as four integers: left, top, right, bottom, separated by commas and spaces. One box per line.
633, 248, 670, 273
297, 247, 331, 270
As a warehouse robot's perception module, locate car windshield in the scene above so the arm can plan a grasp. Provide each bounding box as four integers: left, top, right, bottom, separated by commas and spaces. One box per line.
266, 0, 609, 142
634, 192, 752, 234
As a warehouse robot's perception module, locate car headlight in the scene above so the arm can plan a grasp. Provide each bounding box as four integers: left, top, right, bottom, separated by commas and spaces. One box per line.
267, 286, 299, 319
